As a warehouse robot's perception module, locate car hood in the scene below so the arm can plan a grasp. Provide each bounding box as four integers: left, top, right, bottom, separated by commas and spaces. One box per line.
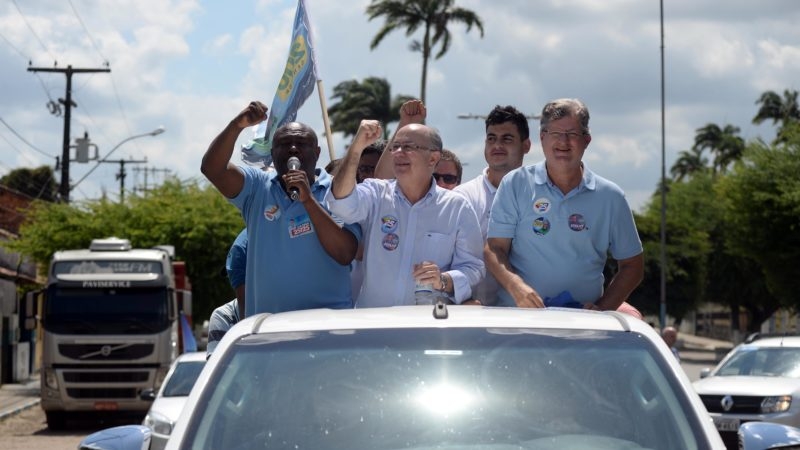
148, 396, 190, 423
694, 376, 800, 396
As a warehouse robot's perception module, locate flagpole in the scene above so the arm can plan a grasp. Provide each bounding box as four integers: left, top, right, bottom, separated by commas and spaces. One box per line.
316, 79, 336, 162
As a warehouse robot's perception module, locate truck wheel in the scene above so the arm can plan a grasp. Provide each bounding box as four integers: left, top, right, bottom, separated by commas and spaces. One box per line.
46, 411, 67, 430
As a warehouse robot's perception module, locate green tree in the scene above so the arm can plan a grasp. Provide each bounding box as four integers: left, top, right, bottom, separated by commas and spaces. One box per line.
717, 124, 800, 309
366, 0, 484, 105
327, 77, 413, 138
692, 123, 745, 174
0, 165, 58, 202
753, 89, 800, 143
2, 180, 243, 323
670, 147, 708, 181
631, 176, 715, 322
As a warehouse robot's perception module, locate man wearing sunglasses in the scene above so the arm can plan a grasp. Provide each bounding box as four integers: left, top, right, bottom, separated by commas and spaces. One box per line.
485, 98, 644, 317
327, 119, 484, 308
433, 149, 462, 189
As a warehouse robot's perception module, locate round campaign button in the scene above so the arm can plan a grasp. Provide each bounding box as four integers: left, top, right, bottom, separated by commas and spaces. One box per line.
532, 217, 550, 236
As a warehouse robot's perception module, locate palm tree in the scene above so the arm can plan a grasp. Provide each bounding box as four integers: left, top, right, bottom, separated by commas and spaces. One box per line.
753, 89, 800, 143
366, 0, 484, 105
327, 77, 413, 139
670, 147, 708, 182
692, 123, 744, 173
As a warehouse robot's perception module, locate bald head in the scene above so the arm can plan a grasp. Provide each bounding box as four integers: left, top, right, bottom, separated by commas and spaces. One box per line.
662, 326, 678, 347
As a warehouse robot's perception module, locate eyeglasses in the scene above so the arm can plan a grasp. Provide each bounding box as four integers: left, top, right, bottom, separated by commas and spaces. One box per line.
390, 142, 435, 153
542, 129, 586, 141
357, 164, 375, 174
433, 173, 459, 184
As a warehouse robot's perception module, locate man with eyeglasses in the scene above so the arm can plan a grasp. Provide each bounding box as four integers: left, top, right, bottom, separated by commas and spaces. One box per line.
486, 98, 644, 317
455, 105, 531, 306
201, 101, 360, 317
433, 149, 462, 189
326, 119, 484, 307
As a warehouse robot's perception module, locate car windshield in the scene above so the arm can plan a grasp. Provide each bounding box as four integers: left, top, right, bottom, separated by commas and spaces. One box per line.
716, 346, 800, 377
182, 328, 711, 450
163, 360, 205, 397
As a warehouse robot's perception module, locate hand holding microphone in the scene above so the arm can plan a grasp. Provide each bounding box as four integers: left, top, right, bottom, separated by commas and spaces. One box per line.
287, 156, 301, 201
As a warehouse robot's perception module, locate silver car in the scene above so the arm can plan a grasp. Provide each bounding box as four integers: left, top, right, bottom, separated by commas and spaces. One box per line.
83, 305, 726, 449
694, 334, 800, 449
140, 351, 206, 450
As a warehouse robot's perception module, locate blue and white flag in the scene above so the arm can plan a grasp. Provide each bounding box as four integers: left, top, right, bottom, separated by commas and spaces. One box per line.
242, 0, 319, 167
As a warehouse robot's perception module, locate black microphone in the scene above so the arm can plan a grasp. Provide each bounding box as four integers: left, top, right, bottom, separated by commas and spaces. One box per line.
287, 156, 301, 200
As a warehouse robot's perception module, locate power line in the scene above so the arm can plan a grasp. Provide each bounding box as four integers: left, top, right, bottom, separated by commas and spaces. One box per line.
10, 0, 58, 64
108, 75, 134, 138
0, 30, 58, 103
63, 0, 134, 158
67, 0, 109, 64
0, 117, 56, 158
0, 30, 29, 62
0, 130, 41, 166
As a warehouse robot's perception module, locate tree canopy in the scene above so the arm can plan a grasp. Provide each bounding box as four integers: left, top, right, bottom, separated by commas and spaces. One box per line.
366, 0, 484, 104
327, 77, 413, 139
0, 165, 58, 202
717, 124, 800, 306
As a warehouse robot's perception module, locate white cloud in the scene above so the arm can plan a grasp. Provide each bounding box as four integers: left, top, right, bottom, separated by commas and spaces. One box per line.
203, 34, 233, 55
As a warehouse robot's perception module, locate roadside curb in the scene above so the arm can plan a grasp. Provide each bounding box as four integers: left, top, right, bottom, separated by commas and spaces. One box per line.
0, 397, 40, 422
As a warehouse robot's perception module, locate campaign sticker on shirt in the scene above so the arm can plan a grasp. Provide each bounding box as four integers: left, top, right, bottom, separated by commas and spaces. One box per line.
568, 213, 587, 231
381, 215, 399, 233
288, 214, 314, 238
533, 198, 551, 214
264, 205, 280, 221
382, 233, 399, 251
532, 217, 550, 236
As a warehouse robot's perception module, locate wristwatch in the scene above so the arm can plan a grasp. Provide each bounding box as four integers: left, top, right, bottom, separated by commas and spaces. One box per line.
439, 273, 448, 292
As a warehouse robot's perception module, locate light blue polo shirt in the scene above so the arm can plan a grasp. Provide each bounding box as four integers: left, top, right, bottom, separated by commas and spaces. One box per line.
488, 161, 642, 307
230, 166, 361, 317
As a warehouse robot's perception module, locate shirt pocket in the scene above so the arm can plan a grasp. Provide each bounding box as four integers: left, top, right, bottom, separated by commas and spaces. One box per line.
419, 232, 457, 268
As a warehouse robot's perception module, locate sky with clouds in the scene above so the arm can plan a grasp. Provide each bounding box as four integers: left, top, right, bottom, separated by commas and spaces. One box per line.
1, 0, 798, 211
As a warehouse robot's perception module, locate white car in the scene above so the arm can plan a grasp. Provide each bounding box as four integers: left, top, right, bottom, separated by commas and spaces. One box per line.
694, 334, 800, 449
140, 351, 206, 450
84, 305, 739, 449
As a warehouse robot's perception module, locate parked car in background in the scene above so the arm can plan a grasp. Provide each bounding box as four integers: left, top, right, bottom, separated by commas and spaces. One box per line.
694, 334, 800, 449
141, 351, 206, 450
88, 305, 800, 449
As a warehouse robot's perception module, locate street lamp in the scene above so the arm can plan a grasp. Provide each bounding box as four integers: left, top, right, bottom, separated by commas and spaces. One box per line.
71, 126, 165, 191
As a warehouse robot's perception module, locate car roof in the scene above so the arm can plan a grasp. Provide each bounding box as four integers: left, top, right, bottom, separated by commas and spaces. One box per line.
239, 305, 645, 337
740, 335, 800, 348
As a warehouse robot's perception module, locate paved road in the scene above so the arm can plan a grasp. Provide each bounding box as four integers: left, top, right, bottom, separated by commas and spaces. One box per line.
681, 349, 722, 382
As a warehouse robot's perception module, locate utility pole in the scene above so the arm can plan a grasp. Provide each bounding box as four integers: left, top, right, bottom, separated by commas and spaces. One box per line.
132, 166, 171, 195
28, 64, 111, 203
114, 158, 147, 203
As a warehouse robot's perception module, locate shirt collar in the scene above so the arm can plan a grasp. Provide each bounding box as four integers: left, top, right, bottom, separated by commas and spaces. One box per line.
480, 167, 498, 194
533, 161, 596, 192
392, 177, 437, 205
